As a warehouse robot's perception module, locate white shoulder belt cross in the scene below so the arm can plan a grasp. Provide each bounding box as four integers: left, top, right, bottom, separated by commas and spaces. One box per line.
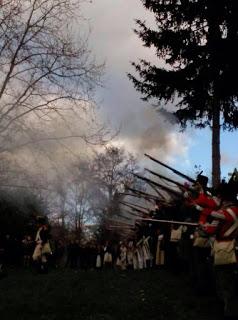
224, 208, 238, 237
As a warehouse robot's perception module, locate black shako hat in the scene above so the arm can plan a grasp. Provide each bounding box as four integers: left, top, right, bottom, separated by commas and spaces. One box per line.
196, 173, 208, 189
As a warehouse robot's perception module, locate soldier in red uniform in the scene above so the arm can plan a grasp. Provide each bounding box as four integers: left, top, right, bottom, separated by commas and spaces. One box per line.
187, 174, 220, 293
202, 182, 238, 320
188, 174, 220, 226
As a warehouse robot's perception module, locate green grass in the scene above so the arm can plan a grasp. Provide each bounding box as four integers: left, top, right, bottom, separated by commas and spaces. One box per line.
0, 269, 222, 320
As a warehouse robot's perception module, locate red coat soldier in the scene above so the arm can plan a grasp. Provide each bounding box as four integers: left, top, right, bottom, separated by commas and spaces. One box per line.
202, 182, 238, 319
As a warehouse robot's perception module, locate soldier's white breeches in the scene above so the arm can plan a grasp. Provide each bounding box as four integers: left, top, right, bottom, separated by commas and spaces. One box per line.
32, 243, 52, 262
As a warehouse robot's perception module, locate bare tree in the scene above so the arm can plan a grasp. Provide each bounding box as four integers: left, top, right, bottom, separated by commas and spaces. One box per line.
85, 145, 139, 239
86, 146, 140, 241
67, 179, 93, 232
0, 0, 103, 152
91, 146, 138, 206
47, 161, 94, 235
55, 147, 139, 228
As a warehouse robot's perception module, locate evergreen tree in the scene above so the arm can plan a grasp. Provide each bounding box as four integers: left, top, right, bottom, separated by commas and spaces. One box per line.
128, 0, 238, 187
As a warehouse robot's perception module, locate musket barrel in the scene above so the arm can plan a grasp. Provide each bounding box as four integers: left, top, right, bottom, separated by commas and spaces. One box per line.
112, 213, 132, 221
133, 173, 182, 197
144, 154, 196, 184
145, 168, 190, 190
139, 217, 198, 226
126, 187, 163, 201
120, 200, 149, 211
124, 209, 145, 218
119, 201, 149, 214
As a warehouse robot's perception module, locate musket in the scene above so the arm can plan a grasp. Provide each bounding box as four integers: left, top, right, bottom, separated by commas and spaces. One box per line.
144, 154, 196, 184
138, 217, 198, 226
133, 173, 182, 198
107, 219, 134, 226
106, 223, 135, 233
125, 187, 163, 202
145, 168, 193, 191
118, 192, 156, 203
123, 208, 145, 218
119, 201, 149, 214
106, 226, 135, 233
121, 201, 150, 211
112, 213, 132, 221
124, 188, 173, 207
147, 181, 167, 200
119, 192, 155, 203
107, 225, 134, 229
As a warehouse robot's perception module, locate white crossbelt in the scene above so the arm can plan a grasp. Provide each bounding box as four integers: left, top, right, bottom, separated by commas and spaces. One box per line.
224, 208, 238, 237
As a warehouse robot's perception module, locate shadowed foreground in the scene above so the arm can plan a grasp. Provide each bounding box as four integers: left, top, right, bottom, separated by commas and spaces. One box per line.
0, 269, 222, 320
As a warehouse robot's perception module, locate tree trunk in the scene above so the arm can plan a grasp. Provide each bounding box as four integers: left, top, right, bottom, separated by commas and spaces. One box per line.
212, 103, 221, 188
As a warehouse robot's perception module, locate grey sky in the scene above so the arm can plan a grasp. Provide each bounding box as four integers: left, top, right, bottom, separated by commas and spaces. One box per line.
81, 0, 192, 165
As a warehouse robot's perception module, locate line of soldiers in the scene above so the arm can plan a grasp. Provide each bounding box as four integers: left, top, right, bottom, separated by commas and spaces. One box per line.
2, 156, 238, 319
123, 159, 238, 320
187, 175, 238, 320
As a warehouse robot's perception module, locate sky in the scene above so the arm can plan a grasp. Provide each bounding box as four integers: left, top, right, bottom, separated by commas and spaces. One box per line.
81, 0, 238, 184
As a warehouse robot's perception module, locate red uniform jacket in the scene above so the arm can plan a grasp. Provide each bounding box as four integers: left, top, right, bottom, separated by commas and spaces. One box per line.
203, 203, 238, 241
190, 192, 220, 224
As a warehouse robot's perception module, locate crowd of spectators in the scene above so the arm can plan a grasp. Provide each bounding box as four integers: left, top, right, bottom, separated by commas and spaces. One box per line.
0, 224, 195, 274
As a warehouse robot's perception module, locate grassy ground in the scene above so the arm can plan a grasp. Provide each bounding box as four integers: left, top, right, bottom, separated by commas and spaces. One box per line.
0, 268, 222, 320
